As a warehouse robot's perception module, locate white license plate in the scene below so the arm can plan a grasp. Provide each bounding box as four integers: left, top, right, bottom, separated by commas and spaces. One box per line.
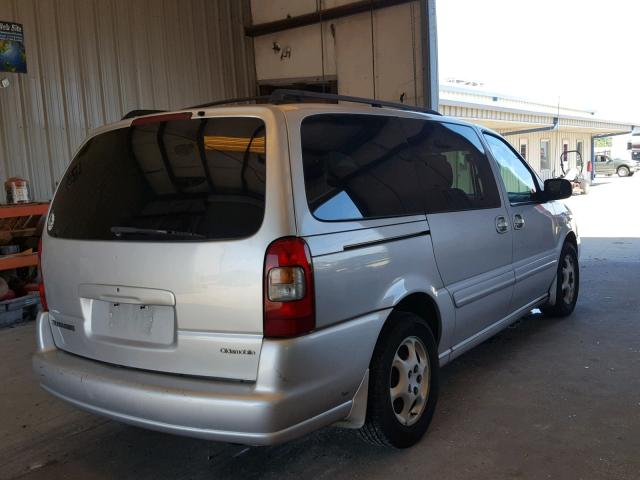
90, 301, 175, 345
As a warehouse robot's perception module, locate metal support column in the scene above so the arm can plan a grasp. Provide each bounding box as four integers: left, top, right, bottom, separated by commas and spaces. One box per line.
420, 0, 439, 111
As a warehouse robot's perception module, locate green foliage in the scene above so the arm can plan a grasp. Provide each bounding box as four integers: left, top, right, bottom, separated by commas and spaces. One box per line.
594, 137, 612, 147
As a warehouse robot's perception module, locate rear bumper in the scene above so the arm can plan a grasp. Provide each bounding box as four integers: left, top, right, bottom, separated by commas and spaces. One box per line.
33, 310, 387, 445
32, 349, 350, 445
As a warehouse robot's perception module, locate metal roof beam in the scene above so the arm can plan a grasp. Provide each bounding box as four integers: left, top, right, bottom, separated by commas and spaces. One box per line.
501, 117, 559, 136
591, 128, 635, 139
245, 0, 416, 37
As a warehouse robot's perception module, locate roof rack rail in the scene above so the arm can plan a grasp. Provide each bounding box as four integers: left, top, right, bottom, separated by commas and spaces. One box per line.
184, 89, 441, 115
269, 89, 441, 116
189, 95, 271, 109
122, 109, 167, 120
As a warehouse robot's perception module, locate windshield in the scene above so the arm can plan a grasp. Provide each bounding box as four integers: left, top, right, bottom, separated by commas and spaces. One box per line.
48, 117, 266, 241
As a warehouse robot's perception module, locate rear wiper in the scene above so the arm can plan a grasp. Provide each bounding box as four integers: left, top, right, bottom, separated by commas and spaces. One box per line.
110, 226, 205, 239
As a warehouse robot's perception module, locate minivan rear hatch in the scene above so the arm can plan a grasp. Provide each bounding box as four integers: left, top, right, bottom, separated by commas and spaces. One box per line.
42, 111, 283, 380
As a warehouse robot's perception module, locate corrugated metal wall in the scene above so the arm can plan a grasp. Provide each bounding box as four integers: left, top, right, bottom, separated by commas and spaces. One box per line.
0, 0, 256, 201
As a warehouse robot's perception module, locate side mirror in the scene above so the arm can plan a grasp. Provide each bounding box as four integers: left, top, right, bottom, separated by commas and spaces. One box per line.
542, 178, 572, 201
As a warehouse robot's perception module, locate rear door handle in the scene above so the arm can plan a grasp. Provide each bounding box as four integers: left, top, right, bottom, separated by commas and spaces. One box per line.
495, 216, 510, 234
513, 214, 525, 230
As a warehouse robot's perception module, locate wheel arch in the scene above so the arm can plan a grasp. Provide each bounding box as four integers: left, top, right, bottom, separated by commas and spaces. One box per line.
544, 230, 580, 316
382, 292, 442, 347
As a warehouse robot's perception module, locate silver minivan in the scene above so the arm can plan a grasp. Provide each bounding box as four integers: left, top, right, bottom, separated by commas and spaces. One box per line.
33, 91, 579, 448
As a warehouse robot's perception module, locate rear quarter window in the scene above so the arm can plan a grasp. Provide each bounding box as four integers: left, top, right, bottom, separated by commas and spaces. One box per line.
300, 114, 501, 220
48, 117, 266, 241
300, 114, 425, 221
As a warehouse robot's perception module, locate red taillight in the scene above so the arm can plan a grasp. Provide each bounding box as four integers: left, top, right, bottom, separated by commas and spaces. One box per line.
38, 283, 48, 312
264, 237, 315, 338
38, 238, 48, 312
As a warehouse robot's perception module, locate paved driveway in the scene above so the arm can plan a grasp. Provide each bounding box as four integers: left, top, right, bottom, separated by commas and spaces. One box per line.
1, 176, 639, 480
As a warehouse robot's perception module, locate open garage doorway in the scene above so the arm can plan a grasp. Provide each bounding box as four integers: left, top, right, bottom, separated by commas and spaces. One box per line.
258, 77, 338, 97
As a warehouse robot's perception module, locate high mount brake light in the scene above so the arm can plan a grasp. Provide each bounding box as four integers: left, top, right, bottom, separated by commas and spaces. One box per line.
263, 237, 315, 338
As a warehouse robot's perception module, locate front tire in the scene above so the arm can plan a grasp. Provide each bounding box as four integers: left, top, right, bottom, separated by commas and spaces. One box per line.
580, 179, 590, 194
360, 312, 439, 448
543, 242, 579, 317
618, 166, 630, 177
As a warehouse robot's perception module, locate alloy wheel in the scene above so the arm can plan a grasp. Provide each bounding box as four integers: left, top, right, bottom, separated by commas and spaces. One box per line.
389, 336, 430, 426
561, 254, 576, 304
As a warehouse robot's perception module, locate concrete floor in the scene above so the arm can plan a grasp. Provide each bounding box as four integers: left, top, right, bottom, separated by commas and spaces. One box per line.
1, 175, 639, 480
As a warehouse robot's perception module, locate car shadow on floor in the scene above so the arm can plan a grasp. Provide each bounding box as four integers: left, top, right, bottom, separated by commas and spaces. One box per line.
24, 310, 573, 480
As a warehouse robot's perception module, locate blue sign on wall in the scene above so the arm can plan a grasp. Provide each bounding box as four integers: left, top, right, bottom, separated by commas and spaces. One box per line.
0, 21, 27, 74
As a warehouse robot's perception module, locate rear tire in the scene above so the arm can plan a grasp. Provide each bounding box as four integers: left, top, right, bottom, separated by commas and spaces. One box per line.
542, 242, 579, 317
618, 166, 630, 177
359, 312, 439, 448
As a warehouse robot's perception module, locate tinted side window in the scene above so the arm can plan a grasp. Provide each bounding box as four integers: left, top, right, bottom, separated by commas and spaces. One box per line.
301, 114, 423, 221
402, 120, 501, 213
49, 117, 266, 241
484, 133, 538, 204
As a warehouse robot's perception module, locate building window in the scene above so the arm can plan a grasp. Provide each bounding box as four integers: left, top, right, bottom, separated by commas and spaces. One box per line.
576, 140, 584, 165
519, 139, 527, 160
540, 139, 550, 170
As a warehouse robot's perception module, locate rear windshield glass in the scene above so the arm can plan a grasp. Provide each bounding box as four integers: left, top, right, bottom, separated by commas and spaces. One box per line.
48, 117, 266, 241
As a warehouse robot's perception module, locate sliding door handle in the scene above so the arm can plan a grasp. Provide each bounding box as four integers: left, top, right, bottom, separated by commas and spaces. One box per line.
495, 216, 510, 234
513, 214, 525, 230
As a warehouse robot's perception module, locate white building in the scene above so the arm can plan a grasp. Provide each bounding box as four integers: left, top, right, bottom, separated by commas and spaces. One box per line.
439, 84, 636, 179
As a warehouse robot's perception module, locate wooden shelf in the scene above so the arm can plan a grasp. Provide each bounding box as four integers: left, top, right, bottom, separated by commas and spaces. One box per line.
0, 203, 48, 271
0, 203, 49, 219
0, 252, 38, 270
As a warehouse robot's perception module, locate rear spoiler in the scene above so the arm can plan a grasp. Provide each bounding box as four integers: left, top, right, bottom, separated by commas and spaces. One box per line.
122, 109, 167, 120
